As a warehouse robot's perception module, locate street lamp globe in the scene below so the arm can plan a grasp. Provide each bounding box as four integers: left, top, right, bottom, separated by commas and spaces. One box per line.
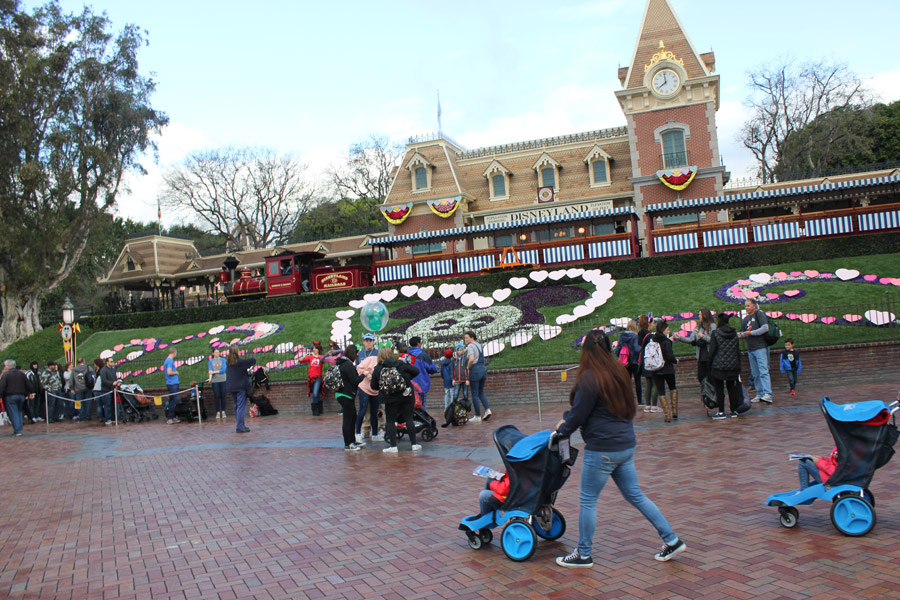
62, 297, 75, 325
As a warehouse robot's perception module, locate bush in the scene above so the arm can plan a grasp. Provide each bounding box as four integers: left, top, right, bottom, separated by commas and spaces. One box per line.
86, 231, 900, 332
0, 324, 94, 367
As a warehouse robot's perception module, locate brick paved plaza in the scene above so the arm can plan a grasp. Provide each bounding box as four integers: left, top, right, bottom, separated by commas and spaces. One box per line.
1, 378, 898, 599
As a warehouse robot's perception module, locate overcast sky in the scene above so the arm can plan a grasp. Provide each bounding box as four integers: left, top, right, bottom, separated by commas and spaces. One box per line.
39, 0, 900, 225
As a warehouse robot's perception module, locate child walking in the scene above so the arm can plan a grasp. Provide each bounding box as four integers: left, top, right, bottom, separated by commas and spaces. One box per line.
441, 349, 454, 409
451, 343, 469, 407
779, 338, 802, 395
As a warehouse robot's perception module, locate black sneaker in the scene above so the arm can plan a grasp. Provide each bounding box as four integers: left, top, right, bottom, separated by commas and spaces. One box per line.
729, 411, 739, 418
711, 412, 726, 420
654, 539, 686, 562
555, 551, 593, 568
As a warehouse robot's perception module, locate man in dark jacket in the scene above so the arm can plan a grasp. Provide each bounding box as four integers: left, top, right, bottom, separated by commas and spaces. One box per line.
335, 345, 365, 450
0, 360, 35, 436
707, 313, 744, 419
98, 357, 122, 425
25, 361, 44, 422
371, 352, 420, 453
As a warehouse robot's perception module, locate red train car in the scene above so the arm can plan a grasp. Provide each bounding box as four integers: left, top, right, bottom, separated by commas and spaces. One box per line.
222, 250, 371, 302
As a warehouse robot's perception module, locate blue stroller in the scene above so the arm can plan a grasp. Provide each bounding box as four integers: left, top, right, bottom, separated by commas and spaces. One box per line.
458, 426, 578, 561
766, 397, 899, 536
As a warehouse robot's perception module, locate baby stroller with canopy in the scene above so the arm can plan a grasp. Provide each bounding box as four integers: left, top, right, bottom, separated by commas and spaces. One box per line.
458, 425, 578, 561
766, 396, 899, 536
118, 383, 158, 422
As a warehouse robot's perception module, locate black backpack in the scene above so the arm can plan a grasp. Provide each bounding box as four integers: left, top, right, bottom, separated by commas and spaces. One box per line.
322, 365, 344, 392
379, 366, 408, 395
84, 368, 96, 389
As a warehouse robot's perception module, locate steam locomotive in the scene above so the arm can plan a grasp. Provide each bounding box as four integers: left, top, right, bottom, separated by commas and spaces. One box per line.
220, 250, 372, 302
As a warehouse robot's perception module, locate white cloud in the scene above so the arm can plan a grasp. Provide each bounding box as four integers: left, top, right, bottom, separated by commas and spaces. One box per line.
868, 68, 900, 104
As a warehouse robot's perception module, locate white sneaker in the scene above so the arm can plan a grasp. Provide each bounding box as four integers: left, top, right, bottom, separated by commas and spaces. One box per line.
371, 430, 385, 441
355, 433, 366, 444
761, 395, 774, 404
215, 412, 221, 419
470, 416, 481, 423
411, 444, 422, 452
750, 396, 761, 403
483, 409, 493, 421
382, 446, 398, 453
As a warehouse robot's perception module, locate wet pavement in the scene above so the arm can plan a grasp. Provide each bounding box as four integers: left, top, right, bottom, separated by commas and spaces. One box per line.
1, 379, 898, 599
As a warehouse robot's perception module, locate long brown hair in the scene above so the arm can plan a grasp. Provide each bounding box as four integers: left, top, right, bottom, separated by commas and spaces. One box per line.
569, 329, 636, 419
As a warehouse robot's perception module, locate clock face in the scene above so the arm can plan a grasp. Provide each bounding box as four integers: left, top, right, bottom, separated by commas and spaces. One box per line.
652, 68, 680, 96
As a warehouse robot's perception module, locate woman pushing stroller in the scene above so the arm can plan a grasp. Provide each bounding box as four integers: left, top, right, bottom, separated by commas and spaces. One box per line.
554, 329, 687, 568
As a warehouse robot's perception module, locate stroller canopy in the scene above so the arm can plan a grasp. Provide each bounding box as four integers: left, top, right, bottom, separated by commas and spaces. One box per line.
823, 398, 891, 425
820, 397, 898, 489
506, 430, 552, 462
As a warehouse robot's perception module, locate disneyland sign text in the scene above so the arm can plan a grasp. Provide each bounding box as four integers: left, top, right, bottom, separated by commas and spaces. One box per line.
483, 200, 613, 225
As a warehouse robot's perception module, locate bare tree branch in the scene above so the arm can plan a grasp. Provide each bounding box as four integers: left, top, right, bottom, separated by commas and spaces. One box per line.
327, 135, 403, 202
741, 58, 871, 182
161, 147, 318, 250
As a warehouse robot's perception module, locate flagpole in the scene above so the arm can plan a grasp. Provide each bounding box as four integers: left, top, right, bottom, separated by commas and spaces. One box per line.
157, 197, 162, 236
436, 90, 442, 135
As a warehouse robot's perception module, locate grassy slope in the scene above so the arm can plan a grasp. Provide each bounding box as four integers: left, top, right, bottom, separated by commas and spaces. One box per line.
2, 253, 897, 384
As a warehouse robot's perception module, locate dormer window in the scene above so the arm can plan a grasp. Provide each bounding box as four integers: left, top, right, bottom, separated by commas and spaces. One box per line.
532, 153, 562, 191
483, 160, 511, 201
584, 145, 612, 188
126, 258, 135, 271
405, 151, 434, 193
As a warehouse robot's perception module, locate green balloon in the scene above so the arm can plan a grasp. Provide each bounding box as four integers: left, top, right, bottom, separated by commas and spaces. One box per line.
360, 301, 389, 332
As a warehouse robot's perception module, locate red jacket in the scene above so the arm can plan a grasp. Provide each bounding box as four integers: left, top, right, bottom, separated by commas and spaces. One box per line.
816, 447, 839, 483
489, 474, 510, 504
299, 354, 335, 378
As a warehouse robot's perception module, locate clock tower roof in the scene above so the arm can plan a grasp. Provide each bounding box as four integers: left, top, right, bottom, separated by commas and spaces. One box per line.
621, 0, 712, 90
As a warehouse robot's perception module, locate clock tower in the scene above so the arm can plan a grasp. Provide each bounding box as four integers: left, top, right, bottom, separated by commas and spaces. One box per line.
615, 0, 725, 247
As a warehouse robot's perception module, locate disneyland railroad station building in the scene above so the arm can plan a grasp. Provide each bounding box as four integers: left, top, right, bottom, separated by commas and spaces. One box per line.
103, 0, 900, 300
368, 0, 899, 285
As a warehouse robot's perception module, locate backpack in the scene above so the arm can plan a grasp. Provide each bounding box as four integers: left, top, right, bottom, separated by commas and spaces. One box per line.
322, 365, 344, 392
84, 368, 95, 390
74, 369, 86, 389
379, 366, 408, 396
617, 343, 630, 366
764, 322, 782, 347
643, 339, 665, 371
700, 377, 717, 410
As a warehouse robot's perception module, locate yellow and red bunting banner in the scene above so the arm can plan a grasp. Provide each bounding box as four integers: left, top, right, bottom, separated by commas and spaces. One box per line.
656, 166, 697, 191
427, 196, 461, 218
380, 203, 412, 225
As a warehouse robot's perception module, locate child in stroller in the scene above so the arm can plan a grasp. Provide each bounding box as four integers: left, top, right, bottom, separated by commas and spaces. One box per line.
766, 396, 899, 536
459, 425, 578, 561
118, 382, 158, 423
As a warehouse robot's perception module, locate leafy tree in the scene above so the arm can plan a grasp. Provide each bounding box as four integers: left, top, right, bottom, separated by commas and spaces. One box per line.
290, 197, 386, 242
741, 59, 870, 182
166, 223, 227, 256
775, 100, 900, 177
0, 0, 168, 348
161, 146, 318, 251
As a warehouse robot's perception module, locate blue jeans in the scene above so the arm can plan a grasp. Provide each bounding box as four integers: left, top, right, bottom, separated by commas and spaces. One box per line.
166, 384, 180, 419
94, 390, 105, 421
577, 447, 677, 557
76, 391, 92, 420
231, 390, 247, 431
786, 370, 798, 391
468, 365, 489, 416
798, 459, 821, 489
747, 347, 772, 398
211, 381, 227, 412
453, 383, 468, 406
443, 386, 454, 409
311, 378, 322, 404
478, 488, 497, 516
5, 394, 25, 434
355, 391, 378, 435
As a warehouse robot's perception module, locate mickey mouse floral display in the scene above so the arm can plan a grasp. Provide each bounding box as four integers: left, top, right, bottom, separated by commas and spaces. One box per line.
332, 268, 618, 357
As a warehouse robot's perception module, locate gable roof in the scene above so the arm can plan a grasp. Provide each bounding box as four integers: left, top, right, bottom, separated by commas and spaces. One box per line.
624, 0, 710, 90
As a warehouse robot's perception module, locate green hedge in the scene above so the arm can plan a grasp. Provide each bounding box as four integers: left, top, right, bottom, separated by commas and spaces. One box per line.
86, 231, 900, 332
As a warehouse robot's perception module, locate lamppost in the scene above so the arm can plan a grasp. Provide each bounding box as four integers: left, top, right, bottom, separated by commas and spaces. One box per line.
58, 297, 79, 365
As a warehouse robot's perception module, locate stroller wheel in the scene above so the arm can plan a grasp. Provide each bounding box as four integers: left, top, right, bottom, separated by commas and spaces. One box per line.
396, 430, 405, 440
863, 488, 875, 507
479, 528, 493, 545
778, 507, 799, 529
422, 427, 437, 442
501, 518, 537, 562
831, 494, 876, 537
533, 507, 566, 540
466, 531, 484, 550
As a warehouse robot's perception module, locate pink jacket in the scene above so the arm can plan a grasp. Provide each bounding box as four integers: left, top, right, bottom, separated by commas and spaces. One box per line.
356, 356, 378, 396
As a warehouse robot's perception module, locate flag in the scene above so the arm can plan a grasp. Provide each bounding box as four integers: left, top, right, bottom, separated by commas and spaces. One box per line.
157, 197, 162, 221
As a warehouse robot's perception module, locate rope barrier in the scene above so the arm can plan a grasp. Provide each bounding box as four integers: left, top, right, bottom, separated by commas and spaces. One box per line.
42, 384, 201, 425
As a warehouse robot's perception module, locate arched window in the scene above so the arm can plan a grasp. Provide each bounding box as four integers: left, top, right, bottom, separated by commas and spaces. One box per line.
661, 130, 687, 168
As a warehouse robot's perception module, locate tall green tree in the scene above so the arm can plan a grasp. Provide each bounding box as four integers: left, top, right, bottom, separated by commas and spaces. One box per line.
0, 1, 167, 348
